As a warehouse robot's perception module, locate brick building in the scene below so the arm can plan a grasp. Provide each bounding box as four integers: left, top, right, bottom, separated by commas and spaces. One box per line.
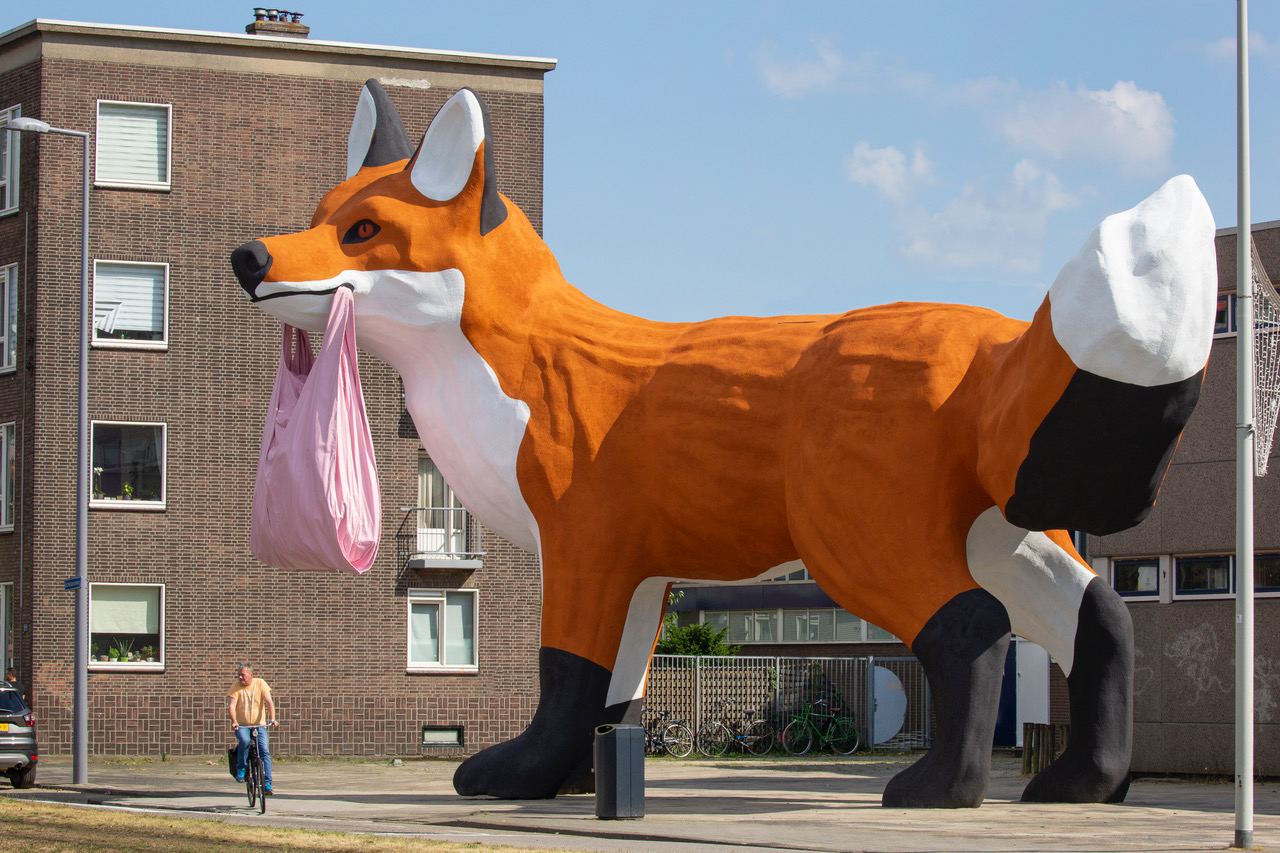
0, 16, 555, 760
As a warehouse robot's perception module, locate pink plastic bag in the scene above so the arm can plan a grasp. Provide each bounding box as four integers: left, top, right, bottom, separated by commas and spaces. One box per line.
250, 287, 381, 573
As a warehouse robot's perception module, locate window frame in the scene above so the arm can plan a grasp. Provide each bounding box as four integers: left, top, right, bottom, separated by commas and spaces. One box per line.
91, 260, 170, 350
1172, 554, 1234, 600
94, 100, 172, 191
90, 420, 167, 510
0, 263, 17, 372
406, 588, 478, 673
1253, 552, 1280, 597
0, 104, 19, 215
1111, 556, 1161, 601
701, 607, 899, 644
88, 582, 165, 672
1215, 292, 1238, 338
0, 422, 13, 532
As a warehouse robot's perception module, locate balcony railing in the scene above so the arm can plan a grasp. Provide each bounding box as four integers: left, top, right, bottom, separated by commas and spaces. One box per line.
395, 506, 484, 568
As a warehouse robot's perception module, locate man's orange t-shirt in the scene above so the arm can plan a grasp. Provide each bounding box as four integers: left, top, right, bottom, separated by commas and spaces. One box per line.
227, 677, 272, 726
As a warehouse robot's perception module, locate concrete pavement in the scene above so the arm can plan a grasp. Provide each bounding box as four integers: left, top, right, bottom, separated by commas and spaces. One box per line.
4, 752, 1278, 852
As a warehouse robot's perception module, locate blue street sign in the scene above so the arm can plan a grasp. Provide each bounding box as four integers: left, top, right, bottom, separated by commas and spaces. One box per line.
64, 577, 82, 591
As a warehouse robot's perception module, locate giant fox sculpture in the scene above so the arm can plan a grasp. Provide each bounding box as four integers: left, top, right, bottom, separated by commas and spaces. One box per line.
232, 80, 1217, 807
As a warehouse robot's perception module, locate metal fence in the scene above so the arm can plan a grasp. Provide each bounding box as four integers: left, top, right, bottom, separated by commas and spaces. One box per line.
645, 654, 930, 752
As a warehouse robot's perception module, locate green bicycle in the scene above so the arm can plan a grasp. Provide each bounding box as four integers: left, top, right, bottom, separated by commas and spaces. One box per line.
781, 699, 860, 755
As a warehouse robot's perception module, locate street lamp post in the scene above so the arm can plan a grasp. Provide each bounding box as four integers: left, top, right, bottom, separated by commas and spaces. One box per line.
5, 116, 90, 785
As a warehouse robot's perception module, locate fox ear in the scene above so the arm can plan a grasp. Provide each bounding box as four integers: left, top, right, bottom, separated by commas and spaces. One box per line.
347, 79, 413, 179
409, 87, 507, 235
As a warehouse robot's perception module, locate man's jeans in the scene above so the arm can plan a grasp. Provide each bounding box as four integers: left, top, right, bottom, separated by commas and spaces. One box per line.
234, 725, 272, 786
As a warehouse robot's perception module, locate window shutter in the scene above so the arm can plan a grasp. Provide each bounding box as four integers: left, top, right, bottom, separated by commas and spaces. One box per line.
91, 586, 160, 634
97, 103, 169, 185
94, 263, 165, 336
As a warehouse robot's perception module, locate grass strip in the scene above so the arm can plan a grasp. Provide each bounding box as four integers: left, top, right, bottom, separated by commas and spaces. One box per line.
0, 798, 572, 853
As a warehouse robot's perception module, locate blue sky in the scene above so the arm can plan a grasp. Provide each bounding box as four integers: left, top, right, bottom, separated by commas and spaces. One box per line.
11, 1, 1280, 322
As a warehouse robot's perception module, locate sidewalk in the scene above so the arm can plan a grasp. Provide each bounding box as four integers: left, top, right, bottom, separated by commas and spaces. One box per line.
5, 752, 1277, 853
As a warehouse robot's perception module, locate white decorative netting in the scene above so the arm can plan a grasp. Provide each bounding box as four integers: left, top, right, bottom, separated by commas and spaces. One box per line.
1252, 239, 1280, 475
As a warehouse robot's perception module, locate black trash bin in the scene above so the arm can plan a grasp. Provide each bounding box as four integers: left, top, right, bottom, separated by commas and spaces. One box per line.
593, 723, 644, 819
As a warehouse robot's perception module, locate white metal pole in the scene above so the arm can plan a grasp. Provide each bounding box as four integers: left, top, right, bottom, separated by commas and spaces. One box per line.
1235, 1, 1255, 848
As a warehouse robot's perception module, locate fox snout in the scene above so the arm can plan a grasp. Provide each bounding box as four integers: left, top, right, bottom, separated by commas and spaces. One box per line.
231, 240, 273, 299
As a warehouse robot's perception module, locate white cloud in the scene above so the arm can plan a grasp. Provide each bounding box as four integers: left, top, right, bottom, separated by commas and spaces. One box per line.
752, 38, 871, 98
899, 161, 1081, 274
842, 142, 936, 203
997, 81, 1174, 172
1199, 32, 1280, 63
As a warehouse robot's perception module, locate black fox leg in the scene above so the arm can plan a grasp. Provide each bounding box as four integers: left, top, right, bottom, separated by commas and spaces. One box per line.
1022, 577, 1133, 803
882, 588, 1011, 808
454, 647, 619, 799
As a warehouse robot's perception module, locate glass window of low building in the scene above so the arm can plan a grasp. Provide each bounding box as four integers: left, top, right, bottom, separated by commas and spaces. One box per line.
1215, 293, 1238, 336
1256, 553, 1280, 593
1113, 557, 1160, 597
1174, 555, 1232, 596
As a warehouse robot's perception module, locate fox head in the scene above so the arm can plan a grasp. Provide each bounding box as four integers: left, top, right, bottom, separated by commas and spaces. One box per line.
231, 80, 550, 373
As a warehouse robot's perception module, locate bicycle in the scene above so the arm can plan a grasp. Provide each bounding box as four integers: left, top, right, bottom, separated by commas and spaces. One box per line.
643, 709, 695, 757
696, 699, 776, 757
234, 724, 272, 813
781, 699, 860, 755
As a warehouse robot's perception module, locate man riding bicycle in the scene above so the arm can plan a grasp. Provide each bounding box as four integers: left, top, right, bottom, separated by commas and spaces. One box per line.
227, 664, 278, 794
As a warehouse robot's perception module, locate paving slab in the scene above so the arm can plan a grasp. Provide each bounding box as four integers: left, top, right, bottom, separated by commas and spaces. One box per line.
4, 753, 1278, 853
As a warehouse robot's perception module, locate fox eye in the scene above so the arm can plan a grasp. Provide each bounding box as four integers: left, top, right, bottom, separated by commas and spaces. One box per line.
342, 219, 380, 244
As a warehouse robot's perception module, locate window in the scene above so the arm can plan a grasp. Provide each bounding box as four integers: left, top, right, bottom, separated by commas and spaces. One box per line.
1, 582, 11, 672
1113, 557, 1160, 598
92, 261, 168, 347
91, 422, 165, 507
0, 105, 19, 214
1174, 555, 1232, 597
95, 101, 171, 189
700, 608, 899, 643
0, 422, 13, 531
89, 583, 163, 669
416, 454, 465, 555
407, 588, 476, 671
769, 566, 812, 582
0, 263, 17, 370
1256, 553, 1280, 594
783, 608, 833, 642
1216, 293, 1238, 337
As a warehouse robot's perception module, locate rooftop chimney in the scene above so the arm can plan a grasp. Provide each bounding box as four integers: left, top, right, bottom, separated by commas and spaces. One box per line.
245, 9, 310, 38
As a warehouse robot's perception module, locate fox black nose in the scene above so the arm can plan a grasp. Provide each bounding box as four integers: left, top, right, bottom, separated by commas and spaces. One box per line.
231, 240, 273, 298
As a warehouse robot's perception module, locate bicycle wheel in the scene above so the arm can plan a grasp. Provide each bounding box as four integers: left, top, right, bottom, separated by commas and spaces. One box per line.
245, 747, 257, 808
256, 753, 267, 814
697, 723, 730, 757
663, 722, 694, 758
744, 719, 776, 756
827, 717, 861, 755
781, 719, 812, 756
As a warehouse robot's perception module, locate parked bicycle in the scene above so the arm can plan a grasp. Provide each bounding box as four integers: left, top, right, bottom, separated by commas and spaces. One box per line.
696, 699, 776, 756
643, 709, 695, 757
781, 699, 860, 755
